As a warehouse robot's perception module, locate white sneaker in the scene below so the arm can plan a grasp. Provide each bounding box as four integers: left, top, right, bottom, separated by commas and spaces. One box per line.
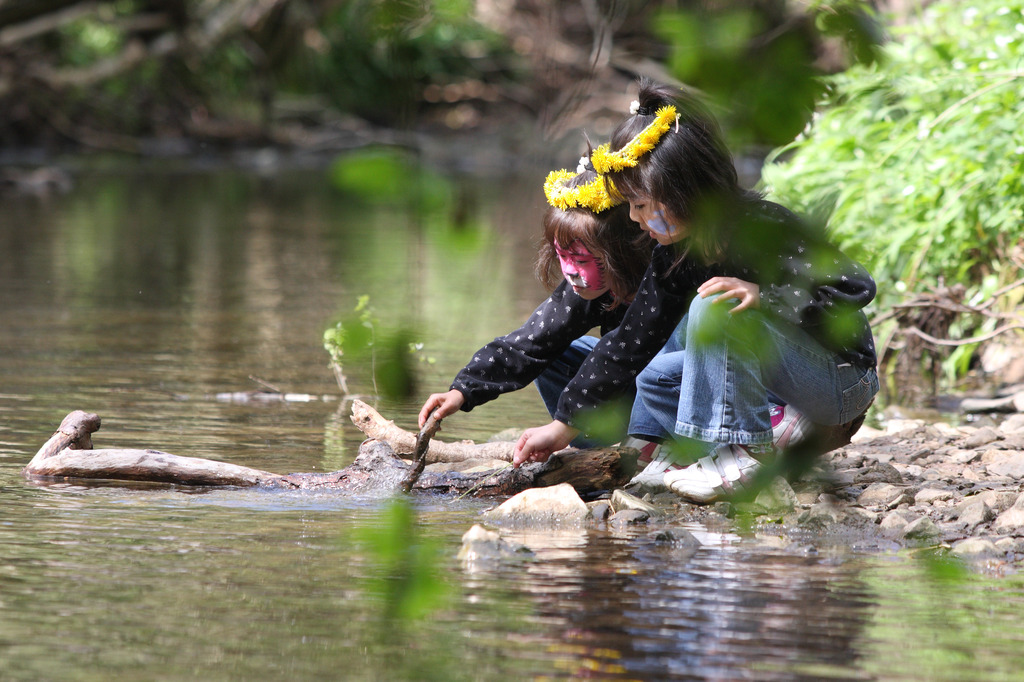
664, 444, 766, 503
621, 436, 683, 488
771, 404, 814, 450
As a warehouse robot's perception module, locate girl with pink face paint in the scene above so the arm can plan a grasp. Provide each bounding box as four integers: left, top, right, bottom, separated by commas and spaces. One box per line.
418, 163, 652, 443
552, 239, 606, 299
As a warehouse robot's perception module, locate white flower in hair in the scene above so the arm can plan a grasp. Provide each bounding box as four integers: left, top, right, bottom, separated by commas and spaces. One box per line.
629, 100, 640, 115
577, 155, 588, 173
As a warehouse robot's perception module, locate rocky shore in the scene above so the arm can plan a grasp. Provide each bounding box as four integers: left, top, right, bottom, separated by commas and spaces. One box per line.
468, 412, 1024, 576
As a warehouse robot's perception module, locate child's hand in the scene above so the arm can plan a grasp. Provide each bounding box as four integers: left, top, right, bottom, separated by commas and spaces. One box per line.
418, 389, 465, 428
698, 276, 760, 313
512, 420, 579, 467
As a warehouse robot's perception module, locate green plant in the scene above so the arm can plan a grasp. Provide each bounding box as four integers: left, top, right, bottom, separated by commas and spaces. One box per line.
323, 295, 426, 400
762, 0, 1024, 384
764, 0, 1024, 302
354, 498, 453, 622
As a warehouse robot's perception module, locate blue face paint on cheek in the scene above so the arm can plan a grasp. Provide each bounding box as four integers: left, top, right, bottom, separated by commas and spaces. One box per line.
647, 210, 675, 236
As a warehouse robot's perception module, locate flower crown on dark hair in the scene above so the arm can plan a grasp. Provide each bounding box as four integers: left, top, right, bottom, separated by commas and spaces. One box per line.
543, 154, 621, 213
591, 102, 678, 173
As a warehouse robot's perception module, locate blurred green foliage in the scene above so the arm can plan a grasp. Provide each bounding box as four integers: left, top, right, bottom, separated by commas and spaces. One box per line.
324, 295, 420, 401
355, 498, 453, 622
654, 0, 882, 146
59, 15, 123, 66
329, 146, 451, 213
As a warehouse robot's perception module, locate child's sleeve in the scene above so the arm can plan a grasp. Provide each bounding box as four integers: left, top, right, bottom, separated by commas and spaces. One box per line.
449, 283, 610, 411
758, 241, 876, 328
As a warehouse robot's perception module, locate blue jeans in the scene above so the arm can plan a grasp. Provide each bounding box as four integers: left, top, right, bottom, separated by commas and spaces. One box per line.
629, 293, 879, 446
535, 336, 625, 447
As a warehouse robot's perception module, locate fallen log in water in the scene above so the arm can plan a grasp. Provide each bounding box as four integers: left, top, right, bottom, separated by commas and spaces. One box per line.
349, 399, 517, 462
23, 409, 638, 497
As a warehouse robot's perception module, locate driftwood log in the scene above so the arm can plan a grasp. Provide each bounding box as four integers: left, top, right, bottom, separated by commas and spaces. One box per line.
23, 407, 638, 497
349, 399, 518, 462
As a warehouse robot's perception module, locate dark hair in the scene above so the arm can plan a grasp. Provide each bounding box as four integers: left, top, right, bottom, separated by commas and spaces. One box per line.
606, 78, 762, 262
536, 170, 651, 307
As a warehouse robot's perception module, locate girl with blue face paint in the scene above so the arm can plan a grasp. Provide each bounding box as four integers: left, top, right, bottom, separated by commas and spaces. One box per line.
627, 202, 686, 244
512, 80, 879, 505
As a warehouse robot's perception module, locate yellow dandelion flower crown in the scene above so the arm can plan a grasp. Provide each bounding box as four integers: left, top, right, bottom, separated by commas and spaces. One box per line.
543, 156, 621, 214
590, 104, 678, 174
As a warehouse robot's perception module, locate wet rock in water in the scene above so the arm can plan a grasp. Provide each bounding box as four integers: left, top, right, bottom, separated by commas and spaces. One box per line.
483, 483, 589, 526
752, 478, 799, 514
458, 524, 532, 564
646, 528, 701, 547
611, 489, 661, 517
995, 537, 1024, 554
843, 505, 880, 526
588, 500, 612, 521
609, 509, 651, 527
879, 511, 912, 538
798, 501, 841, 528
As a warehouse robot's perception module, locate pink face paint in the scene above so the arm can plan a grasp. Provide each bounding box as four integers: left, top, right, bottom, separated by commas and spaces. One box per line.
554, 239, 607, 296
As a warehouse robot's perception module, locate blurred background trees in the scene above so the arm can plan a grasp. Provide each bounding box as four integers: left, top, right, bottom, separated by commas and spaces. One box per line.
0, 0, 878, 156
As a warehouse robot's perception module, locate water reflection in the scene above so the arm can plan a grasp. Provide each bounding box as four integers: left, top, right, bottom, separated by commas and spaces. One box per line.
457, 526, 878, 680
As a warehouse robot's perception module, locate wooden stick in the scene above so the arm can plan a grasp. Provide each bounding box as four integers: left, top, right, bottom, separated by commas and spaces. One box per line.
400, 408, 442, 493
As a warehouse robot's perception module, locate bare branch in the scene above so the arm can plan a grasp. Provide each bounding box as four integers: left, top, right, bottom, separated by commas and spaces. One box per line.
905, 323, 1024, 347
0, 0, 98, 47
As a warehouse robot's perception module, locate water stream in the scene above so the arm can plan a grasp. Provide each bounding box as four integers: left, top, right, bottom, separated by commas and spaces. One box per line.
1, 160, 1022, 681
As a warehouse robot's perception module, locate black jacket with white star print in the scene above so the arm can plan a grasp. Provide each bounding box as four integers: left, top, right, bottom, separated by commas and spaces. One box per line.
547, 200, 878, 426
450, 281, 628, 412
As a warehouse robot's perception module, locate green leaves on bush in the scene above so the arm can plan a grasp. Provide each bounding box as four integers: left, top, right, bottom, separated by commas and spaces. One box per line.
763, 0, 1024, 311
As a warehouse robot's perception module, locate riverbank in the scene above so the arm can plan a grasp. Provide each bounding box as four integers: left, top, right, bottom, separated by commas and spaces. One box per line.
610, 414, 1024, 576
